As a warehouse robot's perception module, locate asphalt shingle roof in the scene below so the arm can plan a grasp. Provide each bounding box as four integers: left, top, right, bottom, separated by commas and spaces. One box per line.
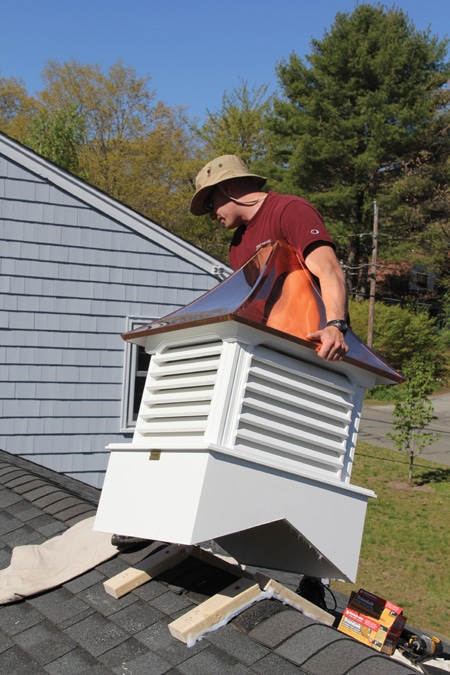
0, 449, 444, 674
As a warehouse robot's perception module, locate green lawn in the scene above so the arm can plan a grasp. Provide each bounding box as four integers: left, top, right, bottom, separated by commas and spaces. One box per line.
331, 442, 450, 641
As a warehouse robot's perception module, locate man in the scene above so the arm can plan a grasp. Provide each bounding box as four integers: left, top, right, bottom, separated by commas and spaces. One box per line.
190, 155, 349, 363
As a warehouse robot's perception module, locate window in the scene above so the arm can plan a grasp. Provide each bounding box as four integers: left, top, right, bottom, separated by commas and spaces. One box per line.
121, 316, 153, 432
409, 266, 435, 292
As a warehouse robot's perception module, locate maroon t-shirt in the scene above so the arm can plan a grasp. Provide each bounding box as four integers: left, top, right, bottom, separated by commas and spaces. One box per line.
229, 192, 335, 271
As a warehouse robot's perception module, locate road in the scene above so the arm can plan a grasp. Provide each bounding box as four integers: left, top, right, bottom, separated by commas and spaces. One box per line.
359, 392, 450, 467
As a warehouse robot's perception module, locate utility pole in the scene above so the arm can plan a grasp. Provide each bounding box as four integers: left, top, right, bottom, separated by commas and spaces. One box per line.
367, 201, 378, 348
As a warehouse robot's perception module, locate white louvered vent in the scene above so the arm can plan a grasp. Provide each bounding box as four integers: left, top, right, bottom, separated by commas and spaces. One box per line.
134, 338, 223, 447
235, 345, 356, 480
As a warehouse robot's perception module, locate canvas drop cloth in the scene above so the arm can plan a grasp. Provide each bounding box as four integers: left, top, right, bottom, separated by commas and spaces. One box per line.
0, 516, 117, 604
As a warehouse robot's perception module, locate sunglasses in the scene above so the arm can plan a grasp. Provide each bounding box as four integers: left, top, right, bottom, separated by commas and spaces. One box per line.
203, 189, 216, 213
203, 185, 232, 213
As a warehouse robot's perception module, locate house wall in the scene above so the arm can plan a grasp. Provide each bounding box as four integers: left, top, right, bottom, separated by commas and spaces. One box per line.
0, 145, 224, 488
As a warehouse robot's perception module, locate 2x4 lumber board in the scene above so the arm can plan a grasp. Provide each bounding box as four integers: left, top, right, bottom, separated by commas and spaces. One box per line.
169, 574, 335, 644
103, 544, 188, 598
260, 576, 334, 626
169, 577, 262, 644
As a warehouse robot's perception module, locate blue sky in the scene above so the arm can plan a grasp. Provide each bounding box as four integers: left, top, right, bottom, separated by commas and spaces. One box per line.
1, 0, 448, 123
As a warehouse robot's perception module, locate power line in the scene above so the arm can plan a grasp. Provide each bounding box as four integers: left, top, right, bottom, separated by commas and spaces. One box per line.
340, 261, 423, 270
333, 232, 436, 243
367, 201, 378, 348
356, 450, 449, 470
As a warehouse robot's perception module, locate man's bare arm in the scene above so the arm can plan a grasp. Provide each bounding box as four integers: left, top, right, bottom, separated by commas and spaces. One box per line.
304, 246, 349, 362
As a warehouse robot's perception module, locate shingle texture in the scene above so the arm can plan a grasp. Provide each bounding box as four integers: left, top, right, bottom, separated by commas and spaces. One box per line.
0, 449, 444, 674
1, 134, 226, 488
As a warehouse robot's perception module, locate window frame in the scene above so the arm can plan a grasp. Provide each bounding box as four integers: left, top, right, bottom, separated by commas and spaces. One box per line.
120, 315, 154, 432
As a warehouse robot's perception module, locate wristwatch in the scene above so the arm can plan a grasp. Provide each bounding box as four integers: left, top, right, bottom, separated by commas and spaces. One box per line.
326, 319, 348, 335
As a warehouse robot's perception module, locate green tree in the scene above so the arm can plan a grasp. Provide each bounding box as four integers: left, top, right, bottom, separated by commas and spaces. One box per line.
387, 355, 440, 484
378, 99, 450, 310
40, 59, 157, 143
264, 4, 450, 298
25, 105, 85, 173
348, 298, 447, 374
37, 59, 200, 236
0, 74, 37, 139
199, 79, 272, 166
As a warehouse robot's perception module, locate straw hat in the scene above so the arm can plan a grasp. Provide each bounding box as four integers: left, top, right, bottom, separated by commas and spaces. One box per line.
190, 155, 266, 215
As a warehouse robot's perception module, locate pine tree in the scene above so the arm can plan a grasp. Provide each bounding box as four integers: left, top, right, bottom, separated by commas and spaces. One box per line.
264, 4, 450, 298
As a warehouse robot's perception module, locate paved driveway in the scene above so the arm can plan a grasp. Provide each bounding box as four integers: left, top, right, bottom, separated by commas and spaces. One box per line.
359, 393, 450, 467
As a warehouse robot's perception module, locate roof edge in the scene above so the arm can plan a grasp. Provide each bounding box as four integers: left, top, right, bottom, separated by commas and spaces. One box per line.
0, 132, 231, 277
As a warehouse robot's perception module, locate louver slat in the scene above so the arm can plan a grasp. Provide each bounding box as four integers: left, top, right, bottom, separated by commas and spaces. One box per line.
241, 394, 349, 438
233, 345, 355, 479
245, 379, 352, 421
235, 427, 344, 471
135, 339, 223, 446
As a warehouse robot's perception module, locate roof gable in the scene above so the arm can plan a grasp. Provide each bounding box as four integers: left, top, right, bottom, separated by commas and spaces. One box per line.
0, 131, 230, 276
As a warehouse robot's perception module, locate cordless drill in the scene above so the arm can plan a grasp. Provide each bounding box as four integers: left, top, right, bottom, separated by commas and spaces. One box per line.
398, 631, 444, 663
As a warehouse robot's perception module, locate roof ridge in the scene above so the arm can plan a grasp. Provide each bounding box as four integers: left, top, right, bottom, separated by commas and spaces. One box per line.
0, 450, 98, 525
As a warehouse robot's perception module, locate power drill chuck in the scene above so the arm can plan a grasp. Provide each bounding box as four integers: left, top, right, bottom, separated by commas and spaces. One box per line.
400, 633, 443, 662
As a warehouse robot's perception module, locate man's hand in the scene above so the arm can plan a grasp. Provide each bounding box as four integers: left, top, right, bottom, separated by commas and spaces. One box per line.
307, 325, 348, 362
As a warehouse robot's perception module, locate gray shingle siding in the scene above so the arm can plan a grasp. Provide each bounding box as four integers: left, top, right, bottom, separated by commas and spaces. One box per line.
1, 134, 228, 488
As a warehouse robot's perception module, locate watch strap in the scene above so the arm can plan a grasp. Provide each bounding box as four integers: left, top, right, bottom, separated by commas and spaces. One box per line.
326, 319, 348, 335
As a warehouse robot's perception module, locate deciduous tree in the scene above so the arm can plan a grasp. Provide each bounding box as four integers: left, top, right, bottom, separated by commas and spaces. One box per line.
347, 298, 448, 374
0, 74, 37, 139
199, 79, 272, 166
387, 355, 440, 484
36, 59, 201, 237
25, 105, 85, 173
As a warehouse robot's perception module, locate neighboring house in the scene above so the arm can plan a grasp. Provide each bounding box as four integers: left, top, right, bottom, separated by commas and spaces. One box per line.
375, 259, 439, 304
0, 132, 229, 488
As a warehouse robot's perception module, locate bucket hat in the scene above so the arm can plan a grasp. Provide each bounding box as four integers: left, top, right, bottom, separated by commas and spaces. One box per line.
190, 155, 266, 215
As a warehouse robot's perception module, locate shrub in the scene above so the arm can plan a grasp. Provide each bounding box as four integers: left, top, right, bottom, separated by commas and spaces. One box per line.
349, 299, 447, 375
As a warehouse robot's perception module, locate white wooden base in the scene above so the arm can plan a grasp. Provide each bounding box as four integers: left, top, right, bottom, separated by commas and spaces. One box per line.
95, 446, 374, 582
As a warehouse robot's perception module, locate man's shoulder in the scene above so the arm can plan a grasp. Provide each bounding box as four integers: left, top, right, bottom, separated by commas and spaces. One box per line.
266, 191, 321, 216
268, 191, 313, 206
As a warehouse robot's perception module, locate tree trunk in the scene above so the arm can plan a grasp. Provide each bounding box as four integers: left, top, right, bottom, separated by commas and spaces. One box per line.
409, 451, 414, 486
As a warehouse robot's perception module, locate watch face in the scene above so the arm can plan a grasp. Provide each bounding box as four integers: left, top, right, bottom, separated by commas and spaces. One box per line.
327, 320, 348, 334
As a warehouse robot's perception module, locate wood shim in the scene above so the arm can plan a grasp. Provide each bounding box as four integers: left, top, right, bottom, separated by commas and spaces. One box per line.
168, 573, 335, 645
103, 543, 188, 598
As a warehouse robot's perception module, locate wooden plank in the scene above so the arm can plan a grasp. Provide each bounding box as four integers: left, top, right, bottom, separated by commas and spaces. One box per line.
168, 577, 262, 644
103, 544, 188, 598
260, 576, 335, 626
169, 572, 335, 644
